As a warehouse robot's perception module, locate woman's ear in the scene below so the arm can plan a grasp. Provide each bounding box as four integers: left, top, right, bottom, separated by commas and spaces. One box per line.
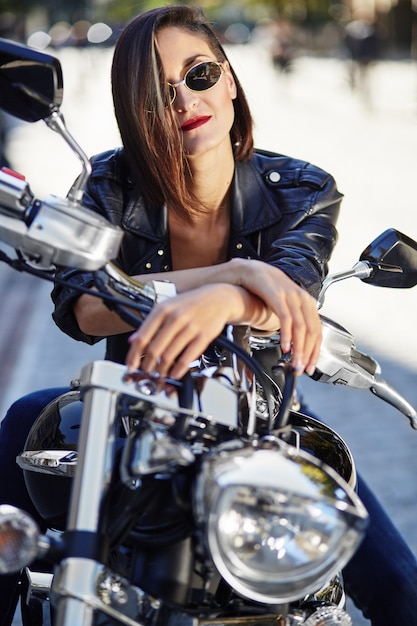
223, 62, 237, 100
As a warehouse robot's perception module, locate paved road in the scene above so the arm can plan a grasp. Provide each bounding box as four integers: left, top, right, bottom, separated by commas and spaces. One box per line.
2, 44, 417, 625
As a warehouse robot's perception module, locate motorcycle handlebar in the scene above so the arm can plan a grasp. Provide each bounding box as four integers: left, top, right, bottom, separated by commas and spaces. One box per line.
98, 263, 176, 305
0, 172, 123, 271
0, 169, 37, 223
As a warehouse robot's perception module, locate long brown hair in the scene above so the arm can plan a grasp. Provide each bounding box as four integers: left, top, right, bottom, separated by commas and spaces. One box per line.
111, 4, 254, 218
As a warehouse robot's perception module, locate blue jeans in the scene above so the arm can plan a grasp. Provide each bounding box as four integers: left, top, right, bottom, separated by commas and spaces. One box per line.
1, 389, 417, 625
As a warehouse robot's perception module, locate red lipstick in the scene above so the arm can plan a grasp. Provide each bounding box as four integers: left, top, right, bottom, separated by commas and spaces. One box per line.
181, 116, 211, 131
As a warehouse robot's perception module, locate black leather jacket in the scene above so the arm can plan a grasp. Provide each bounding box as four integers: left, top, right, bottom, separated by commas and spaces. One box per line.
52, 147, 342, 363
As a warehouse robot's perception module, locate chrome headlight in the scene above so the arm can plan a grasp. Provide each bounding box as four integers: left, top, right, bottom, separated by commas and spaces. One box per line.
0, 505, 40, 573
194, 440, 368, 604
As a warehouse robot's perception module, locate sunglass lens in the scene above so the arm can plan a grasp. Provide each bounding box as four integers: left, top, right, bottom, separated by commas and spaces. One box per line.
186, 62, 222, 92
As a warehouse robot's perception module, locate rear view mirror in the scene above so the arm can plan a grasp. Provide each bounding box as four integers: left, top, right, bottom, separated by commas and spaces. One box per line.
360, 228, 417, 288
0, 37, 63, 122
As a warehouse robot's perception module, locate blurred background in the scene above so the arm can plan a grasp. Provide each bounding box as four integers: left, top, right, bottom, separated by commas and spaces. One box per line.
0, 0, 415, 57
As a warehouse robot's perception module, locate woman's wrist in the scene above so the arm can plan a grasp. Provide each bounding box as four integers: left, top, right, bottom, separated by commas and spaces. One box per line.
225, 257, 249, 287
215, 282, 275, 330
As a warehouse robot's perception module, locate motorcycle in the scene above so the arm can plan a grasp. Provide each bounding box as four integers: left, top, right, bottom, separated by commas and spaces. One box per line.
0, 37, 416, 626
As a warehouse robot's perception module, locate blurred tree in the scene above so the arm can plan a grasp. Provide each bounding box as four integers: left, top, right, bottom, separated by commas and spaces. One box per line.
250, 0, 331, 22
0, 0, 27, 40
105, 0, 169, 23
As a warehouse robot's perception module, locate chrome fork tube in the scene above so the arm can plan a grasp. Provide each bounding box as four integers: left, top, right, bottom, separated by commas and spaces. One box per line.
67, 386, 118, 531
52, 385, 119, 626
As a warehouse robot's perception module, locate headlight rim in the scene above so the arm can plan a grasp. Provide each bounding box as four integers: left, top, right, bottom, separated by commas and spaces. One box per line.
194, 440, 368, 604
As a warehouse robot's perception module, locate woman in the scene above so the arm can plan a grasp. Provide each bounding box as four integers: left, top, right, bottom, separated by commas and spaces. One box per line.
1, 5, 417, 625
59, 8, 330, 377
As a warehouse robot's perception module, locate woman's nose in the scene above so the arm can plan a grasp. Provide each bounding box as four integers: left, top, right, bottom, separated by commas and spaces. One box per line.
173, 83, 198, 111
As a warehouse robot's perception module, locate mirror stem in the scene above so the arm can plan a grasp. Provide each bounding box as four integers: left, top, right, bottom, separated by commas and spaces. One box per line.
44, 110, 92, 205
317, 261, 372, 309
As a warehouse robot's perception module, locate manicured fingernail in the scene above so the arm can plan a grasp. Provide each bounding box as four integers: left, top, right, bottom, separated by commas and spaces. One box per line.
293, 361, 304, 375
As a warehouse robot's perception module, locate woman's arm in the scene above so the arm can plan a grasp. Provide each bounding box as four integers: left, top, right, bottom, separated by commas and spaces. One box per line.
73, 260, 250, 337
74, 258, 319, 351
74, 257, 320, 377
124, 259, 321, 379
73, 263, 233, 336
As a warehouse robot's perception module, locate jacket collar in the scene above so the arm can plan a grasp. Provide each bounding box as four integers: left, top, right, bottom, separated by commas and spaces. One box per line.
122, 196, 168, 242
121, 152, 283, 240
231, 157, 283, 235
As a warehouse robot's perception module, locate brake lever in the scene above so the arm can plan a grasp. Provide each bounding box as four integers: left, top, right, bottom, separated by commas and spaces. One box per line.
370, 377, 417, 429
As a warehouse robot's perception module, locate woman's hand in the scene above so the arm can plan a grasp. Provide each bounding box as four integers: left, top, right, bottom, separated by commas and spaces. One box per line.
126, 284, 244, 379
234, 259, 322, 376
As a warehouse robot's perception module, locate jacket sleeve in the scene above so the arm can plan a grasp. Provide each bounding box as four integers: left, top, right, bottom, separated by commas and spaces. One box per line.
51, 151, 126, 344
258, 165, 342, 299
51, 267, 100, 345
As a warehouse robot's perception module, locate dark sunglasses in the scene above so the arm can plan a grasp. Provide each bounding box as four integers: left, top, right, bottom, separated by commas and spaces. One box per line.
167, 61, 224, 106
